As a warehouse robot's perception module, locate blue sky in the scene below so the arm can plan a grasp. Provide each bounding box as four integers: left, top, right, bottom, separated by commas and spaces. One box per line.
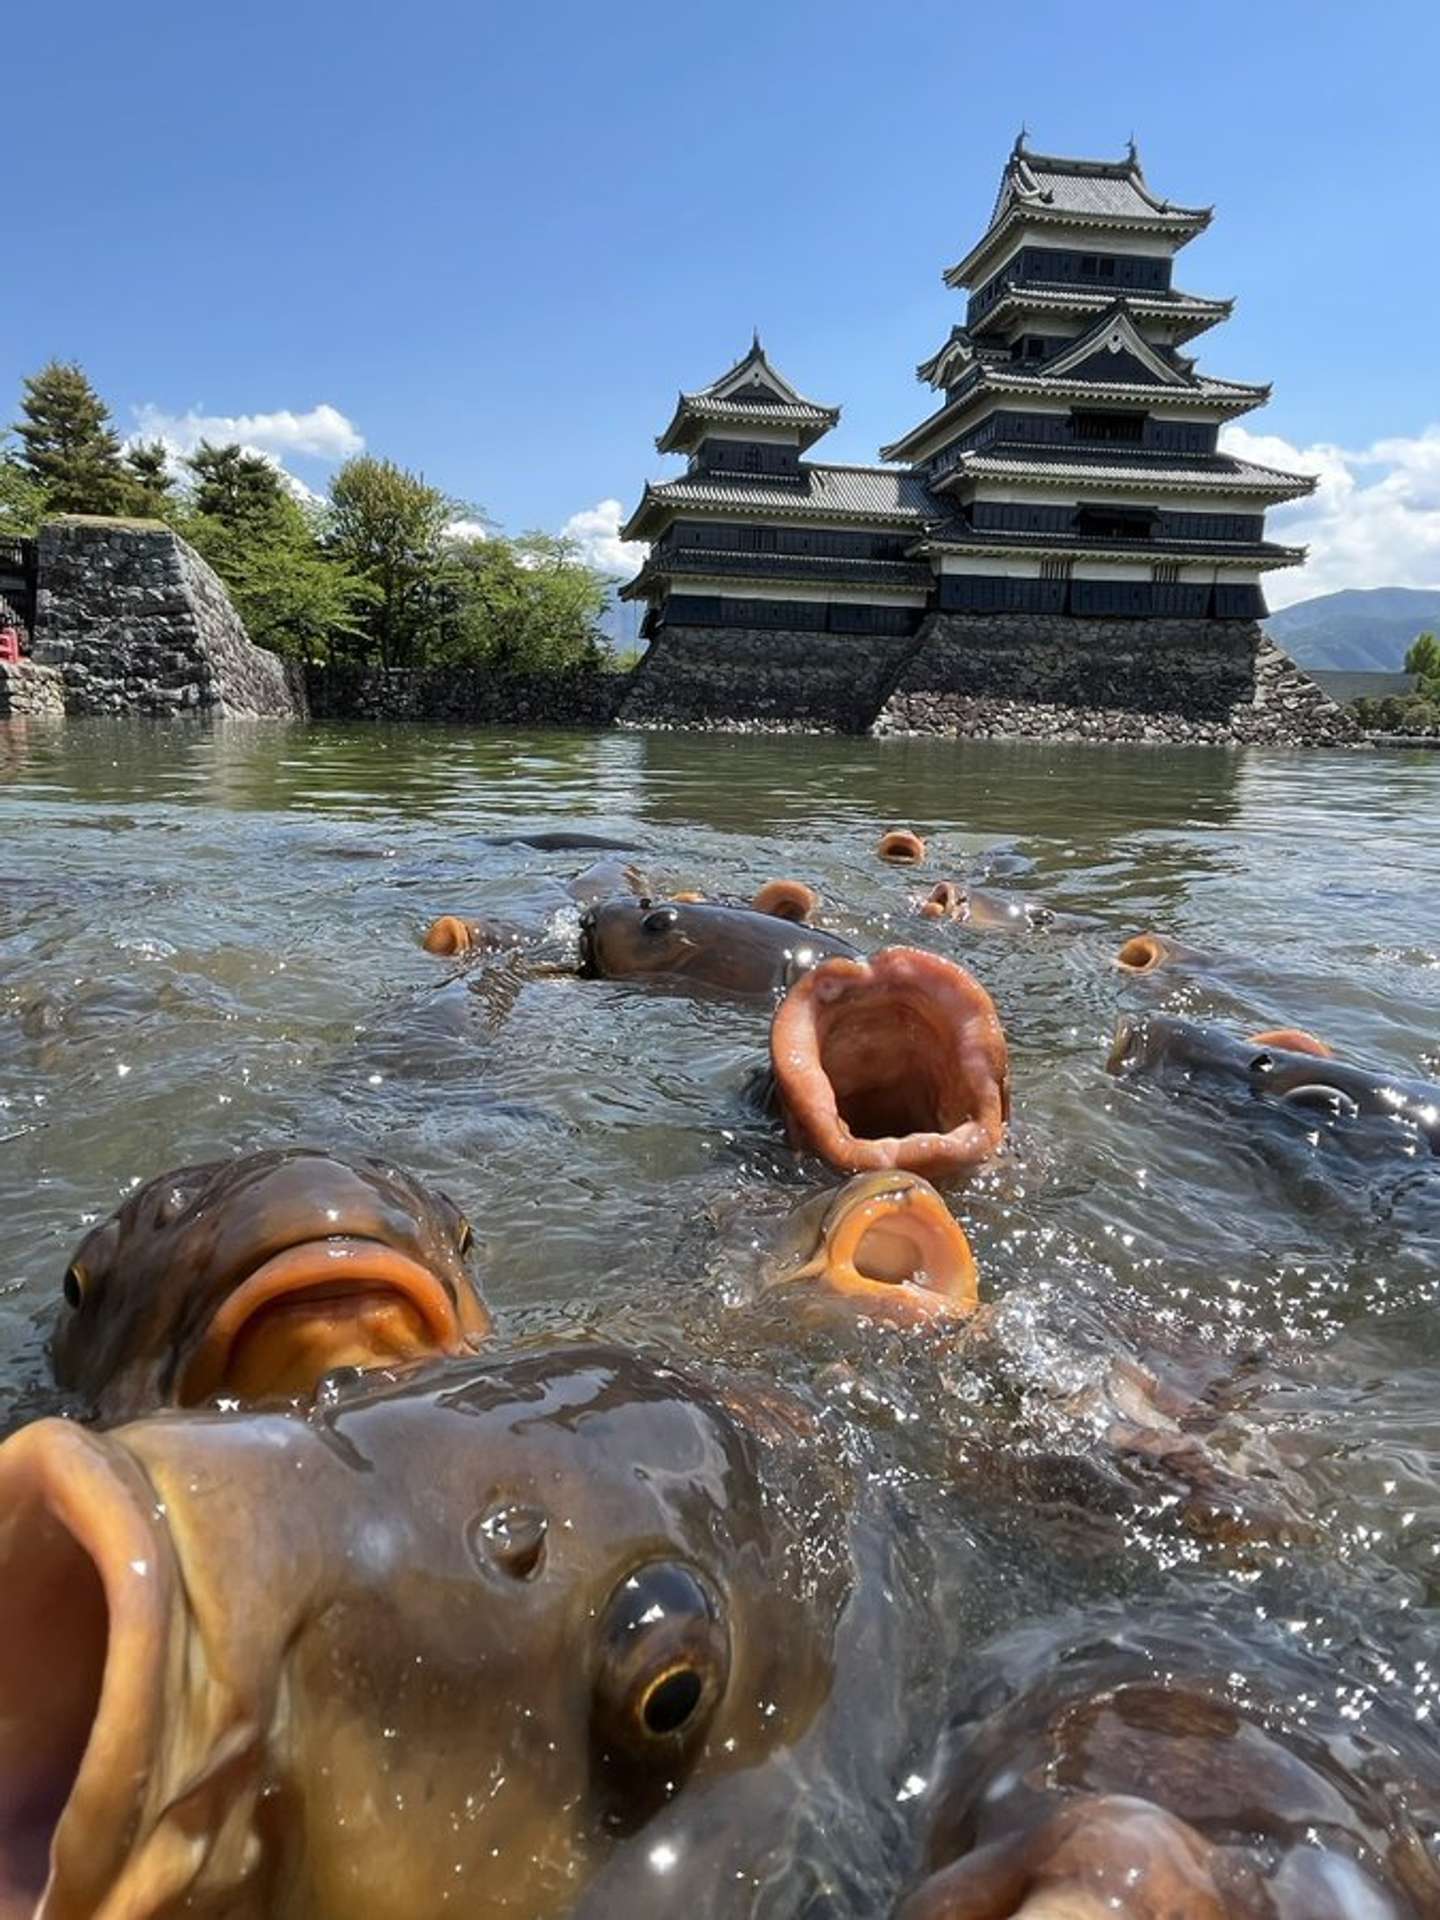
8, 0, 1440, 607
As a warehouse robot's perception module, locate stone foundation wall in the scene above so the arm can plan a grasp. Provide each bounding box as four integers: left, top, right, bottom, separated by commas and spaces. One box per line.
0, 660, 65, 718
31, 518, 304, 719
616, 623, 917, 733
305, 663, 628, 726
873, 614, 1358, 747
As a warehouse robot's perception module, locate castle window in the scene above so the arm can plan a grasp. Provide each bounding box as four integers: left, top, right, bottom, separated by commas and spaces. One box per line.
1072, 410, 1146, 445
1074, 503, 1154, 539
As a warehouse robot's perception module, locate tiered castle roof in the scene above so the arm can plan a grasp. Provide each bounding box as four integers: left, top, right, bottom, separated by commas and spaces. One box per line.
652, 335, 840, 455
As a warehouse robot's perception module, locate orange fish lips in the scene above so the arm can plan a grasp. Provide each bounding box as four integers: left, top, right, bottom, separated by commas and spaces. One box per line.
771, 947, 1009, 1176
1114, 932, 1172, 974
0, 1419, 175, 1920
751, 880, 819, 924
876, 829, 927, 865
781, 1174, 979, 1321
1248, 1026, 1334, 1059
177, 1239, 490, 1405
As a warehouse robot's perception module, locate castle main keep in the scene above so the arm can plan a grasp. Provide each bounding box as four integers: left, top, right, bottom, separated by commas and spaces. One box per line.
616, 139, 1353, 745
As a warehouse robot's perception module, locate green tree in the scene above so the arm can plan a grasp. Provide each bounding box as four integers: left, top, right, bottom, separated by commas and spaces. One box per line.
180, 493, 370, 663
1405, 631, 1440, 701
329, 456, 466, 668
0, 434, 49, 537
13, 360, 128, 515
435, 532, 608, 671
186, 440, 286, 524
123, 439, 174, 517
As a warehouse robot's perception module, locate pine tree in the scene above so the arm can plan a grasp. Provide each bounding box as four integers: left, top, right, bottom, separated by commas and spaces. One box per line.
123, 439, 173, 515
14, 360, 127, 515
186, 441, 285, 524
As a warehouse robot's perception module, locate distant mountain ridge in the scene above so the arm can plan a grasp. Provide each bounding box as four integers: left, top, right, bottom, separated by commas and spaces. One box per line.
1267, 587, 1440, 671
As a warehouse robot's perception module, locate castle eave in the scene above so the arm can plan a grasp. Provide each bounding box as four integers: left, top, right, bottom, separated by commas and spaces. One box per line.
929, 448, 1316, 501
910, 529, 1307, 571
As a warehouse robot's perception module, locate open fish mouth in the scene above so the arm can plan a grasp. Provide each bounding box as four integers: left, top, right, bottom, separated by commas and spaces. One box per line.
1114, 932, 1169, 974
0, 1420, 174, 1920
876, 829, 926, 865
786, 1174, 979, 1317
178, 1238, 482, 1404
771, 948, 1009, 1176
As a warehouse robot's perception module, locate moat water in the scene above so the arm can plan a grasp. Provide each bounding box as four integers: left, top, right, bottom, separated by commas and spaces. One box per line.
3, 718, 1440, 1896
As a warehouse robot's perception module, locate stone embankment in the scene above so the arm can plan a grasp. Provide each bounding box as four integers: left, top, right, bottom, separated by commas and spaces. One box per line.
0, 659, 65, 717
610, 612, 1357, 747
872, 616, 1359, 748
615, 625, 915, 734
29, 518, 304, 719
305, 664, 627, 727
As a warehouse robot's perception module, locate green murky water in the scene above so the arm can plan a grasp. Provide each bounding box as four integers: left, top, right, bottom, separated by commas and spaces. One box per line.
3, 718, 1440, 1885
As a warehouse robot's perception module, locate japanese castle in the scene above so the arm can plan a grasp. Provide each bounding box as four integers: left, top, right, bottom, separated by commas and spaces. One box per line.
620, 137, 1314, 642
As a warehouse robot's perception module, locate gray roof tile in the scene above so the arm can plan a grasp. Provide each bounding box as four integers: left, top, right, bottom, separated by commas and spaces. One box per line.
632, 464, 939, 527
942, 448, 1315, 496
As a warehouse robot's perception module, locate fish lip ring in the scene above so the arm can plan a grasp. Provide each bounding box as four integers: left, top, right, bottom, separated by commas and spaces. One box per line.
770, 947, 1008, 1176
0, 1419, 174, 1917
789, 1175, 979, 1317
1114, 933, 1168, 974
177, 1238, 475, 1405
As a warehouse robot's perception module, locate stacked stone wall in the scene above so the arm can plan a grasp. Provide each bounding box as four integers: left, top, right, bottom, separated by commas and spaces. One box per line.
0, 660, 65, 718
31, 518, 303, 719
305, 664, 628, 727
873, 614, 1358, 747
615, 624, 917, 733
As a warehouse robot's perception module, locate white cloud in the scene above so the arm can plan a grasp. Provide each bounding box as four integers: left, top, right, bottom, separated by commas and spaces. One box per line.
1221, 423, 1440, 609
444, 517, 491, 543
561, 498, 646, 580
130, 401, 364, 464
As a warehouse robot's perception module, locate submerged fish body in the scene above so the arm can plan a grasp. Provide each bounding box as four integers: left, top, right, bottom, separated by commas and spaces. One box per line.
51, 1147, 491, 1418
1109, 1013, 1440, 1154
579, 897, 859, 999
484, 830, 645, 852
901, 1606, 1440, 1917
0, 1343, 866, 1920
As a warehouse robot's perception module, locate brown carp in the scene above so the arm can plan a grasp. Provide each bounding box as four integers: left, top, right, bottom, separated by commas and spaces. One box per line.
771, 948, 1010, 1176
0, 1343, 853, 1920
767, 1172, 979, 1321
423, 859, 646, 956
1108, 1013, 1440, 1153
51, 1147, 491, 1418
920, 883, 1057, 933
578, 897, 859, 999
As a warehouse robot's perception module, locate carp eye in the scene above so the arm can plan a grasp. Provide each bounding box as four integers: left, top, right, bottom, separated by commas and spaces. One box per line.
641, 906, 679, 936
593, 1561, 729, 1760
62, 1264, 86, 1310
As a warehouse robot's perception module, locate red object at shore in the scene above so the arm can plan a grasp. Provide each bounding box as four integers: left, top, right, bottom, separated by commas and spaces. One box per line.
0, 630, 21, 665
